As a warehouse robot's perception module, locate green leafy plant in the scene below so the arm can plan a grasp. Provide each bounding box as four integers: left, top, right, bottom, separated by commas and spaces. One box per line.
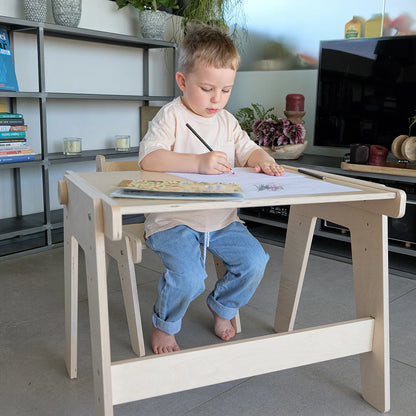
180, 0, 247, 46
234, 103, 278, 136
115, 0, 179, 12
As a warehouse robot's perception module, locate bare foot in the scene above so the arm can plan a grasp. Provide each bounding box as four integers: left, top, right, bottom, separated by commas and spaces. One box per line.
152, 325, 180, 354
209, 306, 237, 341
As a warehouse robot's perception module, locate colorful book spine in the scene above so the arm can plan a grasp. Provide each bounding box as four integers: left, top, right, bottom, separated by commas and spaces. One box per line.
0, 143, 30, 150
0, 113, 23, 119
0, 148, 34, 155
0, 143, 27, 149
0, 131, 26, 138
0, 29, 19, 92
0, 154, 35, 164
0, 138, 26, 144
0, 118, 25, 125
0, 125, 28, 132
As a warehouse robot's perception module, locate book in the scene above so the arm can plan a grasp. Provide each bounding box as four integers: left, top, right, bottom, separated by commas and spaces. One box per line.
0, 118, 24, 125
0, 28, 18, 92
0, 131, 26, 138
0, 113, 23, 119
0, 153, 36, 164
0, 124, 28, 132
111, 179, 244, 200
0, 145, 34, 155
0, 137, 26, 144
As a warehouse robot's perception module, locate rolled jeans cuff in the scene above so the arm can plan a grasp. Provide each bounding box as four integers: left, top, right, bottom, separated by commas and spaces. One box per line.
152, 313, 182, 335
207, 295, 238, 321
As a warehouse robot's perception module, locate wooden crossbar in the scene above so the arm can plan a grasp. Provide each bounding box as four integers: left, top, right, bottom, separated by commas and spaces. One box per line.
111, 318, 374, 405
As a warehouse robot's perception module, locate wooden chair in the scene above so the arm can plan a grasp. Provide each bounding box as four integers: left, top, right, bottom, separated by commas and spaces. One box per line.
63, 154, 242, 377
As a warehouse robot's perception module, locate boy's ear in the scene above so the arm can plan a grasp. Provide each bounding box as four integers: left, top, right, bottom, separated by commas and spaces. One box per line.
176, 72, 186, 92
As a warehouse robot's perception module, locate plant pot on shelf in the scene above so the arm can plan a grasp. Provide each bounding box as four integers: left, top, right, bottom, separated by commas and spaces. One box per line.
52, 0, 82, 27
139, 10, 168, 40
261, 141, 308, 160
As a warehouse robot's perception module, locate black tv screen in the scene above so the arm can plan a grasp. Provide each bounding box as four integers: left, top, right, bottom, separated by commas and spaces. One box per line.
314, 36, 416, 148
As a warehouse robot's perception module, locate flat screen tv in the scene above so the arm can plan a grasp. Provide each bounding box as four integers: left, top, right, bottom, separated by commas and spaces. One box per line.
314, 36, 416, 148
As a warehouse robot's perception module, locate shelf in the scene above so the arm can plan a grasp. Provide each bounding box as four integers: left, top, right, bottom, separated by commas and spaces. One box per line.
0, 15, 177, 49
0, 16, 176, 259
48, 147, 140, 164
0, 157, 43, 170
0, 92, 175, 101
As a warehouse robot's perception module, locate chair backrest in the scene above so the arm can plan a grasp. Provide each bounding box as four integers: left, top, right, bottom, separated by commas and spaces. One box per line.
96, 155, 140, 172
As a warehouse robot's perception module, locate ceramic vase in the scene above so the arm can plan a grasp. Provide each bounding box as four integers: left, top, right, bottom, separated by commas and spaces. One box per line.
139, 10, 167, 40
23, 0, 47, 23
52, 0, 82, 27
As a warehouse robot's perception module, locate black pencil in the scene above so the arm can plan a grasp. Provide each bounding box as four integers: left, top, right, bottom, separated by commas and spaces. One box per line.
186, 123, 235, 174
298, 168, 325, 180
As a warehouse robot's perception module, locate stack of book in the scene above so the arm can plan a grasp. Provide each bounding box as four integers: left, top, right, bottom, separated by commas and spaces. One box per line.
0, 113, 36, 164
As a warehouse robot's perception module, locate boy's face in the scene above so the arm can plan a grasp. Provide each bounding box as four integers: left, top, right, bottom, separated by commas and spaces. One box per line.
176, 63, 236, 118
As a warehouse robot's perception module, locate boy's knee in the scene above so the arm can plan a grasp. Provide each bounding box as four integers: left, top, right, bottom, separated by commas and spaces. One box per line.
181, 270, 207, 298
247, 247, 269, 273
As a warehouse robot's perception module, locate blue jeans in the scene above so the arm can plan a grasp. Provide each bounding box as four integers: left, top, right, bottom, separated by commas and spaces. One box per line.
146, 222, 269, 335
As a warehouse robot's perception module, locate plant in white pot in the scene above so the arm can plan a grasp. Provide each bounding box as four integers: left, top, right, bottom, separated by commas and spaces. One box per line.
116, 0, 179, 40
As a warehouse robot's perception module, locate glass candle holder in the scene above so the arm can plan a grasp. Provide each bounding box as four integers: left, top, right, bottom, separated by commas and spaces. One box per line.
115, 135, 130, 152
63, 137, 82, 156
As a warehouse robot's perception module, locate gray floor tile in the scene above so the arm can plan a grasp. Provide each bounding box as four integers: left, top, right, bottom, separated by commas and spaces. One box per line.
0, 242, 415, 416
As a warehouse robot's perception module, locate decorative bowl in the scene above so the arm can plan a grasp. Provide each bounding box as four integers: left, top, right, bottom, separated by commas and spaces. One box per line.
261, 140, 308, 160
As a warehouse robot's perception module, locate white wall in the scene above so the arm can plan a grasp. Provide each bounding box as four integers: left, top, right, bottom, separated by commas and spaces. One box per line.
0, 1, 177, 217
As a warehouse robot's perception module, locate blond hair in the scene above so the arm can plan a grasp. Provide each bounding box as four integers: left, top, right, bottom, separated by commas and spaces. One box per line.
178, 25, 241, 74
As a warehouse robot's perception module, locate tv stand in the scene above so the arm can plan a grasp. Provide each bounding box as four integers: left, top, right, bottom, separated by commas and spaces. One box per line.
240, 154, 416, 279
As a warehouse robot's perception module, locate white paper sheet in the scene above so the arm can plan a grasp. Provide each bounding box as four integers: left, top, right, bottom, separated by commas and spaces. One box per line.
170, 167, 361, 199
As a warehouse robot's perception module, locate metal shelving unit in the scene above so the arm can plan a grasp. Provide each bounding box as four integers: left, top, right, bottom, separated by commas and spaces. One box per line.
0, 16, 177, 258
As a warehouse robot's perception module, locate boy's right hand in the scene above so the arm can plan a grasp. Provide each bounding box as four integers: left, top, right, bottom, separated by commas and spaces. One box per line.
198, 151, 232, 175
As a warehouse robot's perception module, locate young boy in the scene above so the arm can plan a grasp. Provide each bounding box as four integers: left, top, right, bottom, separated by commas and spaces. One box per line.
139, 24, 285, 354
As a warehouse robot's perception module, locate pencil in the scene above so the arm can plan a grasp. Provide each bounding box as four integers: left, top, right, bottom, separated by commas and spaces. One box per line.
282, 165, 325, 180
186, 123, 235, 174
298, 168, 324, 180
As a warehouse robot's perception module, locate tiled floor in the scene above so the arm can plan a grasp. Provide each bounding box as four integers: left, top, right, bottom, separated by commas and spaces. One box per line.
0, 242, 415, 415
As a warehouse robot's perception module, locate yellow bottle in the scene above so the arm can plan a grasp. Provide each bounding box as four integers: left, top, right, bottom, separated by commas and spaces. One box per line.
345, 16, 365, 38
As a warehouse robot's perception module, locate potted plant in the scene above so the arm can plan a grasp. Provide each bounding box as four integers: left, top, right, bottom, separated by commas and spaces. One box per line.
235, 103, 307, 159
116, 0, 179, 40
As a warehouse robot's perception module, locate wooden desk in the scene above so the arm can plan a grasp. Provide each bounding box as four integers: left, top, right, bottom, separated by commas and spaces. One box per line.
59, 169, 406, 415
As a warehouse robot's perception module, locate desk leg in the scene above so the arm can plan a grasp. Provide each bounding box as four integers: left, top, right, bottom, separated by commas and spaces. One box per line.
82, 204, 114, 416
64, 228, 79, 379
277, 203, 390, 412
64, 186, 114, 415
350, 212, 390, 412
274, 206, 316, 332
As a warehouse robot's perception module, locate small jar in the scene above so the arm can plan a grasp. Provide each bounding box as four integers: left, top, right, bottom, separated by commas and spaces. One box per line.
115, 135, 130, 152
63, 137, 82, 156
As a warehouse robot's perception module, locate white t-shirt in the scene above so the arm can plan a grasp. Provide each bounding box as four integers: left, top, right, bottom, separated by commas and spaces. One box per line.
138, 97, 260, 237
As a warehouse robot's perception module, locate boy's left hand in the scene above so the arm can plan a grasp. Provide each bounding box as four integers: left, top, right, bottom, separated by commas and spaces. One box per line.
253, 160, 285, 176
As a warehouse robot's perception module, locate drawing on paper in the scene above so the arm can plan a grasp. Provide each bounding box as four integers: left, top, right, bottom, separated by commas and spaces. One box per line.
254, 183, 284, 192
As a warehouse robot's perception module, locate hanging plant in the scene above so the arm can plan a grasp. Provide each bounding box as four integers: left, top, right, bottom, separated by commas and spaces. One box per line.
180, 0, 247, 46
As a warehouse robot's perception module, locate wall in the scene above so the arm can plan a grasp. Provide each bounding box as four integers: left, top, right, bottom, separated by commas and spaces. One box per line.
228, 0, 416, 158
0, 0, 178, 218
